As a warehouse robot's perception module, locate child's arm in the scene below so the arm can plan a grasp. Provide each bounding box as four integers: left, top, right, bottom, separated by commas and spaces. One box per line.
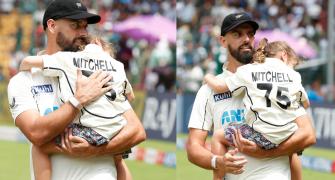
300, 87, 310, 109
302, 99, 310, 109
114, 155, 133, 180
289, 153, 302, 180
19, 56, 44, 71
32, 145, 52, 180
126, 91, 135, 102
204, 74, 229, 93
125, 80, 135, 102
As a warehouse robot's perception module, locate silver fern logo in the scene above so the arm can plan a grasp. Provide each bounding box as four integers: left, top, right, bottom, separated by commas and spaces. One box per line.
76, 3, 82, 8
9, 97, 17, 109
235, 14, 243, 19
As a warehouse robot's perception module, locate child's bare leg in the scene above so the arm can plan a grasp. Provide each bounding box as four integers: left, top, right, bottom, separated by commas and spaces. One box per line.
211, 129, 229, 180
32, 145, 51, 180
115, 155, 132, 180
290, 153, 302, 180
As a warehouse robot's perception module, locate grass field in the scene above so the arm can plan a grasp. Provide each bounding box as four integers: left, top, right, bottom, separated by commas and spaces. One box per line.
177, 147, 335, 180
2, 127, 335, 180
177, 134, 335, 180
0, 139, 175, 180
0, 111, 176, 179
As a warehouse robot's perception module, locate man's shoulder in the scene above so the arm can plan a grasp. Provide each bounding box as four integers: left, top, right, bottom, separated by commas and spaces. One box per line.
236, 64, 254, 73
216, 73, 229, 79
50, 50, 74, 57
47, 52, 75, 66
197, 83, 213, 96
8, 72, 33, 94
290, 68, 302, 79
111, 58, 124, 69
196, 73, 228, 96
8, 72, 31, 85
8, 71, 58, 88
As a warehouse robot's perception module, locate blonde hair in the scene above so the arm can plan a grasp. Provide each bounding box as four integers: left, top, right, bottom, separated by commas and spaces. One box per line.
78, 36, 116, 58
253, 38, 301, 66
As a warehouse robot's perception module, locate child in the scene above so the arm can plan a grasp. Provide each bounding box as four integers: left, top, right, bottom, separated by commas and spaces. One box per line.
20, 36, 135, 180
204, 38, 310, 180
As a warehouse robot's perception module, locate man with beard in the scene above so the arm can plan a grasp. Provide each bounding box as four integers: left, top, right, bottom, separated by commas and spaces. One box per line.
7, 0, 145, 180
186, 12, 315, 179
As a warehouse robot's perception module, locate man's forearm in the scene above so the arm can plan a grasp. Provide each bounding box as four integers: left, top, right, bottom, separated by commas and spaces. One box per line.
186, 128, 214, 169
262, 114, 316, 158
16, 103, 78, 146
15, 70, 113, 147
234, 114, 316, 158
263, 127, 315, 158
95, 109, 146, 155
186, 137, 213, 169
186, 129, 247, 173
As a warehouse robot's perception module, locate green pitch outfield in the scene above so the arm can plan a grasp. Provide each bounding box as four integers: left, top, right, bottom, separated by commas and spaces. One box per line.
177, 147, 335, 180
177, 138, 335, 180
0, 139, 175, 180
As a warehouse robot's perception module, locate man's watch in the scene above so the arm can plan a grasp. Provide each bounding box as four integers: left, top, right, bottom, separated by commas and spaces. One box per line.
211, 155, 218, 169
69, 96, 83, 110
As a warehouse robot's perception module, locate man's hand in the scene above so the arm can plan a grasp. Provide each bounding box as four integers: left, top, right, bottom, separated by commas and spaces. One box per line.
216, 148, 247, 175
60, 128, 99, 158
75, 69, 113, 106
59, 109, 145, 158
232, 115, 316, 158
232, 129, 263, 158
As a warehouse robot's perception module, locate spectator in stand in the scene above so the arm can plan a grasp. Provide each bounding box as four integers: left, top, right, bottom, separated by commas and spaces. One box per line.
177, 0, 328, 97
307, 78, 325, 103
5, 0, 176, 92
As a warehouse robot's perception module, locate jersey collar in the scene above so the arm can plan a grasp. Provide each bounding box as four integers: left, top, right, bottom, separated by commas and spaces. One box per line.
265, 57, 286, 65
83, 44, 104, 53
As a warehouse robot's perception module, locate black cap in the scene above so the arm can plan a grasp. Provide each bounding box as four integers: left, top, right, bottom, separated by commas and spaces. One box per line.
221, 12, 259, 36
43, 0, 101, 30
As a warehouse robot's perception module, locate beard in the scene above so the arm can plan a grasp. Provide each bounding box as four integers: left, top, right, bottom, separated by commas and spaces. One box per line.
228, 44, 254, 64
56, 32, 89, 52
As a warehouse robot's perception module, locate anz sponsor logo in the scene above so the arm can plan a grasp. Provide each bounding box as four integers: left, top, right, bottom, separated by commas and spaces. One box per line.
31, 84, 53, 95
44, 106, 59, 115
221, 109, 245, 125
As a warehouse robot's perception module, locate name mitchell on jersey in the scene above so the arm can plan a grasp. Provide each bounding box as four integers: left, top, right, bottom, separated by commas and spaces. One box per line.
73, 57, 116, 72
251, 71, 293, 83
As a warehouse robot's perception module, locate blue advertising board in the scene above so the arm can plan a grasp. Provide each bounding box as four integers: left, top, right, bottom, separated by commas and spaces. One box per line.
142, 91, 176, 142
308, 103, 335, 149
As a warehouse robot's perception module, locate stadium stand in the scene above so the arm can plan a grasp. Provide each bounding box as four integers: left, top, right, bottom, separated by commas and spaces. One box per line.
1, 0, 176, 92
176, 0, 331, 101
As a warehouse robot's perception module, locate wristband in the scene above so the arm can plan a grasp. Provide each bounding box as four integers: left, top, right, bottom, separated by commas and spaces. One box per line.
211, 155, 218, 169
69, 96, 83, 110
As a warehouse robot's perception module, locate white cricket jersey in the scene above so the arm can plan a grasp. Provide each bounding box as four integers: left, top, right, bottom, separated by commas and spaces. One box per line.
188, 70, 246, 131
225, 58, 307, 145
188, 68, 291, 180
8, 69, 117, 180
42, 44, 133, 140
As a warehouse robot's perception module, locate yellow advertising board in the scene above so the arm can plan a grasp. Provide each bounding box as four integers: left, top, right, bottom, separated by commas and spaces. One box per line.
131, 90, 147, 122
0, 81, 12, 125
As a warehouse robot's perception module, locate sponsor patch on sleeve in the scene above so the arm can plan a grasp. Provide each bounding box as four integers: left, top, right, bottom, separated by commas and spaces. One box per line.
9, 97, 17, 109
213, 92, 232, 102
31, 84, 53, 95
